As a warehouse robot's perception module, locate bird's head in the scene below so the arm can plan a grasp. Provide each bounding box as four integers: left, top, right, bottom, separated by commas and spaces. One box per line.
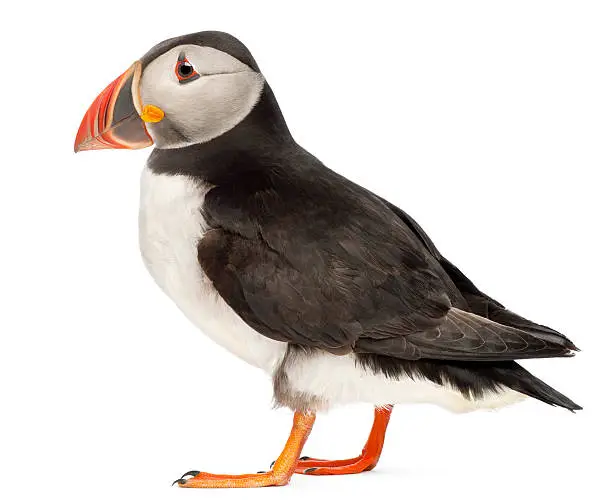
74, 31, 266, 152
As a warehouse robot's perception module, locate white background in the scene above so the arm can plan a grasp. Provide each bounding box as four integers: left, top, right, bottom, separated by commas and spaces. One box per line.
1, 1, 610, 501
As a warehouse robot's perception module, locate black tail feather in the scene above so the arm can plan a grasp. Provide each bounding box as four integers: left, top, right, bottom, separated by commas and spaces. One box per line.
357, 354, 582, 412
489, 362, 582, 411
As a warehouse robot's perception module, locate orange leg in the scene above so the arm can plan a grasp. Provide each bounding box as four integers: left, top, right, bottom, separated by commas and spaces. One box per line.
294, 405, 393, 475
174, 412, 315, 488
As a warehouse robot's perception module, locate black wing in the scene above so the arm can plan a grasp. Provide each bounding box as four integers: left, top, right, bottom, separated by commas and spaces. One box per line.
199, 163, 574, 361
383, 198, 578, 350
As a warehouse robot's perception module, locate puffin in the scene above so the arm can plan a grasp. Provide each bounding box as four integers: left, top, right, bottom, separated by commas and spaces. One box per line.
74, 31, 581, 489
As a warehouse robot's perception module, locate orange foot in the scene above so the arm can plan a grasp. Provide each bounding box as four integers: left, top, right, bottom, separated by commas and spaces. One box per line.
174, 470, 288, 488
173, 412, 315, 488
293, 405, 393, 475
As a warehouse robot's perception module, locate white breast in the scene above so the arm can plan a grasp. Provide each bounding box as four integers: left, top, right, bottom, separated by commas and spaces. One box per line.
138, 167, 287, 374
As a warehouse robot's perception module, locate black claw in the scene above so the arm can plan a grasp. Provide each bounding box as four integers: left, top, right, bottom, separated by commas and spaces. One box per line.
304, 467, 317, 473
299, 456, 311, 461
172, 470, 200, 486
257, 471, 267, 474
269, 460, 276, 468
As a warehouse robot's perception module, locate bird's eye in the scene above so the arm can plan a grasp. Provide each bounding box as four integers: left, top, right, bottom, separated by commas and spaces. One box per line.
175, 59, 199, 83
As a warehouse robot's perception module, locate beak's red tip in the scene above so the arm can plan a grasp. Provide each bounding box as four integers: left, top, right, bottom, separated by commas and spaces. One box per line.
74, 63, 153, 153
74, 75, 126, 153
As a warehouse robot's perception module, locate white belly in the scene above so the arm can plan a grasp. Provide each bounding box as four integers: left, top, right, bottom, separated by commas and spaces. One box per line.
138, 167, 287, 374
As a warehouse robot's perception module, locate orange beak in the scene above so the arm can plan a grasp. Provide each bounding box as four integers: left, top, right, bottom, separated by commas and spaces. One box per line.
74, 61, 153, 153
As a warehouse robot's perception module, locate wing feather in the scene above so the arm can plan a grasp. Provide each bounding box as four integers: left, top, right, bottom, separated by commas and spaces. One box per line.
355, 308, 573, 361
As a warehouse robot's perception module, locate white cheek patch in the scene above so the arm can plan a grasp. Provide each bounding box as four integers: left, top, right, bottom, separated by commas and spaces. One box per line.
139, 45, 265, 148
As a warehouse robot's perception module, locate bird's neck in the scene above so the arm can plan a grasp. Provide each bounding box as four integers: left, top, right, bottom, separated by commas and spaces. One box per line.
146, 83, 295, 182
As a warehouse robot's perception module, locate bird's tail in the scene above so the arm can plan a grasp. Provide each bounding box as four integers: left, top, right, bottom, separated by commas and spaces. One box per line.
489, 361, 582, 411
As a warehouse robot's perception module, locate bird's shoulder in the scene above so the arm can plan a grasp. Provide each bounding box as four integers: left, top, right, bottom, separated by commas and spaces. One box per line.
202, 146, 432, 260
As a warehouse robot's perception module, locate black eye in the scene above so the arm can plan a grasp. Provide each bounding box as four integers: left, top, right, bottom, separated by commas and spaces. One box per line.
178, 61, 193, 77
175, 59, 199, 83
